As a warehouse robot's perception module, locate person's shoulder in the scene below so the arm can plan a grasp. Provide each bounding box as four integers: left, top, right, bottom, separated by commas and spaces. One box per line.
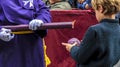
90, 23, 101, 28
88, 23, 103, 31
50, 1, 72, 10
54, 1, 71, 6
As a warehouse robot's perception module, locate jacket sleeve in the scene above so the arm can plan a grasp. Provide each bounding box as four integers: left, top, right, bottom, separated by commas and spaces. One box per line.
70, 26, 98, 64
34, 0, 51, 23
34, 0, 51, 38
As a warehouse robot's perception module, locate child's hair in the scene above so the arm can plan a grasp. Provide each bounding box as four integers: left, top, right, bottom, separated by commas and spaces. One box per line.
91, 0, 120, 15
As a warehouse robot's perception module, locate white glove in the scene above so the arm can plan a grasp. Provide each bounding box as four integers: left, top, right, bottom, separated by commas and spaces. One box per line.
0, 28, 14, 41
29, 19, 43, 30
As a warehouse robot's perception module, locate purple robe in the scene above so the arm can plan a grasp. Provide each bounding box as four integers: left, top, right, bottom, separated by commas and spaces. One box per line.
0, 0, 51, 67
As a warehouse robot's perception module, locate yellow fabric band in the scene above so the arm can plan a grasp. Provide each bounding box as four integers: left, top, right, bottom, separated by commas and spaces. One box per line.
12, 31, 33, 34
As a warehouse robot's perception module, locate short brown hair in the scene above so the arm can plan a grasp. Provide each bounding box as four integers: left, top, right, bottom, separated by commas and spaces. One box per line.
91, 0, 120, 15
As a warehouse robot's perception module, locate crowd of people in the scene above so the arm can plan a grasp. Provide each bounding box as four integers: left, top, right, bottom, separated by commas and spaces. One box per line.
43, 0, 120, 21
43, 0, 92, 10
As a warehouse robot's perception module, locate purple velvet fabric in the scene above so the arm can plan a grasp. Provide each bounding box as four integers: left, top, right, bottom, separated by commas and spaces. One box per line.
0, 0, 51, 67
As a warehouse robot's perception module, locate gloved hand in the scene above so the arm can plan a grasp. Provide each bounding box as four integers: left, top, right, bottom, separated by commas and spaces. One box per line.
0, 28, 14, 41
29, 19, 43, 30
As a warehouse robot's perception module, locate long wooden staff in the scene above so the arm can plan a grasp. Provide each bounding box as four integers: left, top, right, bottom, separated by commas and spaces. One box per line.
2, 21, 75, 32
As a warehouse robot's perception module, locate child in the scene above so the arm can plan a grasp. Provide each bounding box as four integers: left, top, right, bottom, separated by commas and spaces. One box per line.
62, 0, 120, 67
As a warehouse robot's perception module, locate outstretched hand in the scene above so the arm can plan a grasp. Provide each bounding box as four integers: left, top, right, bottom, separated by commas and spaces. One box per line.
62, 42, 77, 52
62, 38, 81, 52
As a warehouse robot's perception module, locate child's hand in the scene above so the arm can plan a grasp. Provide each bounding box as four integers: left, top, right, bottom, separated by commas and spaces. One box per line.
62, 42, 77, 52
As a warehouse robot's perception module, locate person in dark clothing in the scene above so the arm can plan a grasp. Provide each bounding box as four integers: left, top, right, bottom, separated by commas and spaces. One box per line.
115, 12, 120, 23
62, 0, 120, 67
68, 0, 77, 8
68, 0, 91, 9
77, 0, 91, 9
115, 12, 120, 20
